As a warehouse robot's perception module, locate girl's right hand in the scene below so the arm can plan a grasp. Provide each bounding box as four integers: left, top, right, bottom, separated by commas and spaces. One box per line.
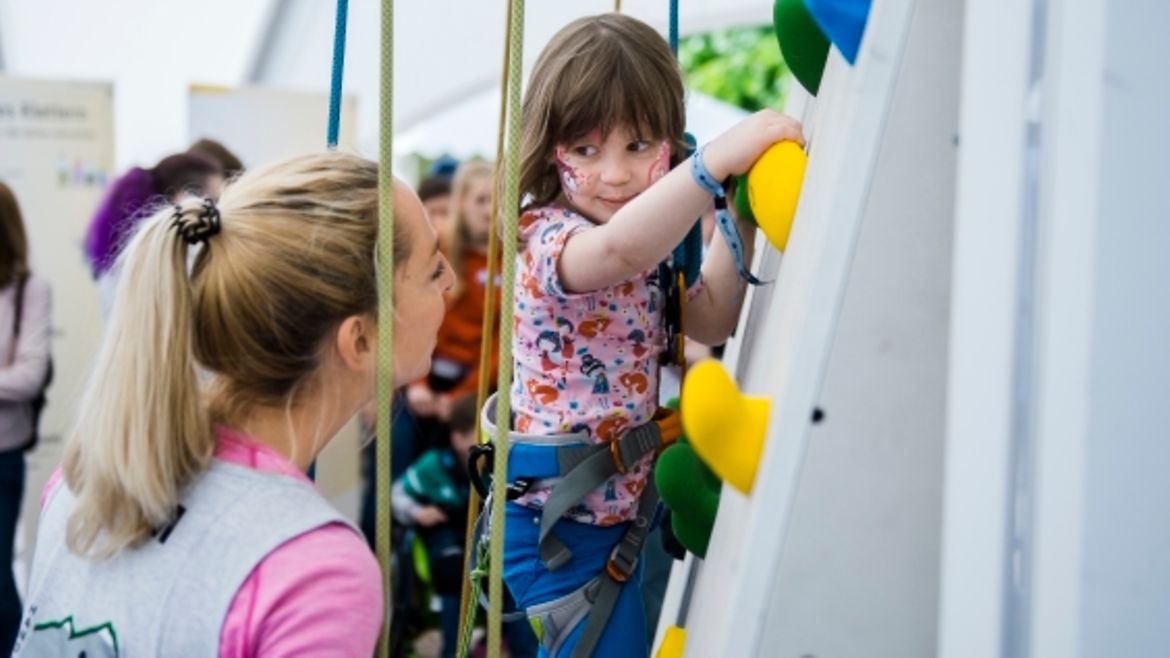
703, 110, 805, 180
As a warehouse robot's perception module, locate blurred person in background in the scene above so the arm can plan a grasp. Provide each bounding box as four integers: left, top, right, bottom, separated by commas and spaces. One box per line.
0, 181, 52, 653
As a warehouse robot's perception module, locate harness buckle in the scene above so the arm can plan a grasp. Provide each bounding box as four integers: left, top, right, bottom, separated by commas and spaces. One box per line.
506, 477, 537, 501
605, 544, 637, 584
608, 439, 629, 475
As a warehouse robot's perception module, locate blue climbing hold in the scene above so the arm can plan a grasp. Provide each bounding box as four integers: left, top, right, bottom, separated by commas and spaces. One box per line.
804, 0, 872, 65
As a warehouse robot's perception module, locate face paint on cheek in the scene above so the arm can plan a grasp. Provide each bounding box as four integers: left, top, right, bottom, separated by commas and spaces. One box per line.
554, 145, 595, 201
647, 141, 672, 185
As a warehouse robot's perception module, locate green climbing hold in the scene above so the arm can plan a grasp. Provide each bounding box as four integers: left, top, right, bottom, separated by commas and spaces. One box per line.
774, 0, 831, 95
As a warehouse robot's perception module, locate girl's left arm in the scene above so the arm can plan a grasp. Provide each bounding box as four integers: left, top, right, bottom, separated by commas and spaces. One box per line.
684, 216, 756, 346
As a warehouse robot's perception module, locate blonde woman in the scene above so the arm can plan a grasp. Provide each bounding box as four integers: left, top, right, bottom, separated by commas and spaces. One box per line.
14, 153, 455, 657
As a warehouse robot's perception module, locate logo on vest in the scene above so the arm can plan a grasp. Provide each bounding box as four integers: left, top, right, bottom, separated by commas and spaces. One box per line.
14, 610, 118, 657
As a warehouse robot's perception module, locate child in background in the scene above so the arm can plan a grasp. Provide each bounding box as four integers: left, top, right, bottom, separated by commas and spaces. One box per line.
393, 393, 537, 658
500, 14, 803, 657
418, 174, 453, 239
406, 160, 499, 429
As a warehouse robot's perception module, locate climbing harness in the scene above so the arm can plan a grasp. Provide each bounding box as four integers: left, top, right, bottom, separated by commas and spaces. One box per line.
467, 394, 681, 657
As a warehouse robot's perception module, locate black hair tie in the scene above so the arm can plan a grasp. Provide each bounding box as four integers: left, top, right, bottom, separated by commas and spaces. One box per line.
171, 197, 222, 245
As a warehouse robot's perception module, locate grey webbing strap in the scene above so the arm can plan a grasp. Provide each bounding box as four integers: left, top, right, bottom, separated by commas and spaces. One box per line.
556, 444, 605, 473
538, 422, 664, 570
568, 478, 661, 658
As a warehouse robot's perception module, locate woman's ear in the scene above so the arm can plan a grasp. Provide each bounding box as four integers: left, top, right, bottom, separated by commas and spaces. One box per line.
336, 314, 375, 373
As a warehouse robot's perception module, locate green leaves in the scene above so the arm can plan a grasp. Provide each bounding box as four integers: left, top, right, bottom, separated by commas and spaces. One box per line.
679, 26, 793, 112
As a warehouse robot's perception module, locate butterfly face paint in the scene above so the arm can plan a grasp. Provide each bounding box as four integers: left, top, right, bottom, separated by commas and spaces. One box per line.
553, 127, 673, 223
647, 141, 671, 185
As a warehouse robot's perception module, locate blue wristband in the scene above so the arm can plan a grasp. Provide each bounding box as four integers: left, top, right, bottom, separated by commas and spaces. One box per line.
691, 146, 764, 286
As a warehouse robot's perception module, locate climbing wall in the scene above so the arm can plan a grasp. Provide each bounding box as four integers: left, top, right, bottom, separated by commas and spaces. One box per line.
659, 0, 963, 655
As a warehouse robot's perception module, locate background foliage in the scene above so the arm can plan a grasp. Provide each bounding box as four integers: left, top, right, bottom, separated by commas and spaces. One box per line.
679, 25, 793, 113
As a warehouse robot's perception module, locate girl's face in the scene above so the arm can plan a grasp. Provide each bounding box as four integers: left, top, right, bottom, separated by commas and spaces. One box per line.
392, 181, 456, 386
461, 174, 494, 245
554, 123, 671, 223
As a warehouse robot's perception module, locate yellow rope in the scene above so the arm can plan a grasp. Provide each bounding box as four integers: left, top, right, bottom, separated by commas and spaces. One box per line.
375, 0, 394, 655
456, 0, 513, 651
487, 0, 525, 654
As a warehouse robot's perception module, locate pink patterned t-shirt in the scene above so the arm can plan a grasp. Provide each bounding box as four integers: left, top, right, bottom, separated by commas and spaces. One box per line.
511, 205, 675, 526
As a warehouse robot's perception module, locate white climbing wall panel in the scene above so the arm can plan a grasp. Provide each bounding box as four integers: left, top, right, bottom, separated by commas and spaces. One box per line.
673, 0, 962, 655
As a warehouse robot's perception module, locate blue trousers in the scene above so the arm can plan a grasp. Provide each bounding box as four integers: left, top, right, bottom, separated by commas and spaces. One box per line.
502, 503, 648, 658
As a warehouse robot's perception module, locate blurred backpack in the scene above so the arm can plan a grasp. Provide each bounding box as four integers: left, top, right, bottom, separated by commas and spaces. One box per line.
9, 273, 53, 452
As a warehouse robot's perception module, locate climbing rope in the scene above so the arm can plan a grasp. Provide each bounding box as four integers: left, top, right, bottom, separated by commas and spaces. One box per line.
669, 0, 679, 55
374, 0, 395, 655
327, 0, 349, 149
455, 0, 514, 653
486, 0, 526, 655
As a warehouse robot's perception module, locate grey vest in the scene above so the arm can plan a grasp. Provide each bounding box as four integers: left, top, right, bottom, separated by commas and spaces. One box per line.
12, 460, 353, 657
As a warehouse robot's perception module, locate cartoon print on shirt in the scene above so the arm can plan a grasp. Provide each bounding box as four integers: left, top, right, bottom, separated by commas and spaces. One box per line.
526, 379, 560, 405
580, 355, 609, 395
536, 330, 562, 372
555, 318, 575, 358
618, 372, 650, 395
578, 317, 611, 338
627, 329, 650, 358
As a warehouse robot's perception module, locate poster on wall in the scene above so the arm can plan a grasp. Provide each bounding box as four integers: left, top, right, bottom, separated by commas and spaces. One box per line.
189, 85, 358, 172
0, 76, 114, 445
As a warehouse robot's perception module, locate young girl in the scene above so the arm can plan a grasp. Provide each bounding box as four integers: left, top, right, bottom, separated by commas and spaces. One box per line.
499, 14, 803, 658
14, 152, 456, 657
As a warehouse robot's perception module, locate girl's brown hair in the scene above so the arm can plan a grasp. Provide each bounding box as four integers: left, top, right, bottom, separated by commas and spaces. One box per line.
519, 13, 687, 209
0, 181, 30, 289
63, 152, 410, 558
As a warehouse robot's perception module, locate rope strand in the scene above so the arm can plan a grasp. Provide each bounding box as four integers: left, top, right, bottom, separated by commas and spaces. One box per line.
455, 0, 514, 652
487, 0, 525, 655
375, 0, 395, 655
327, 0, 349, 149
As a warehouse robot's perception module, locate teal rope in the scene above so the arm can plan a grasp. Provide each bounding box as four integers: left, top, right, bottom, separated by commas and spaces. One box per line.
327, 0, 349, 149
487, 0, 524, 655
669, 0, 679, 55
375, 0, 394, 656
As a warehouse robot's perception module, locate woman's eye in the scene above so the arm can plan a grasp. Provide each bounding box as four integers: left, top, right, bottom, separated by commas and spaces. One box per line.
431, 261, 447, 281
627, 140, 652, 153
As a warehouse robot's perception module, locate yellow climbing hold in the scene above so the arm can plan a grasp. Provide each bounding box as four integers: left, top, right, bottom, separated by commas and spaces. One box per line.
747, 140, 807, 252
655, 626, 687, 658
681, 359, 771, 495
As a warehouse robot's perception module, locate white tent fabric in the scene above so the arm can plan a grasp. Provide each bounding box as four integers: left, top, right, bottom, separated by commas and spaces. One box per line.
0, 0, 772, 169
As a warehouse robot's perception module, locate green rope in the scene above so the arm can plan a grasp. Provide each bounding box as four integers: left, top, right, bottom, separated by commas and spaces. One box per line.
375, 0, 394, 656
487, 0, 525, 655
457, 537, 491, 656
456, 1, 514, 650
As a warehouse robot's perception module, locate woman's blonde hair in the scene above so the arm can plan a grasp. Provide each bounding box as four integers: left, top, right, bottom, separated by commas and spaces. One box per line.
63, 152, 410, 558
519, 13, 688, 209
445, 160, 494, 301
